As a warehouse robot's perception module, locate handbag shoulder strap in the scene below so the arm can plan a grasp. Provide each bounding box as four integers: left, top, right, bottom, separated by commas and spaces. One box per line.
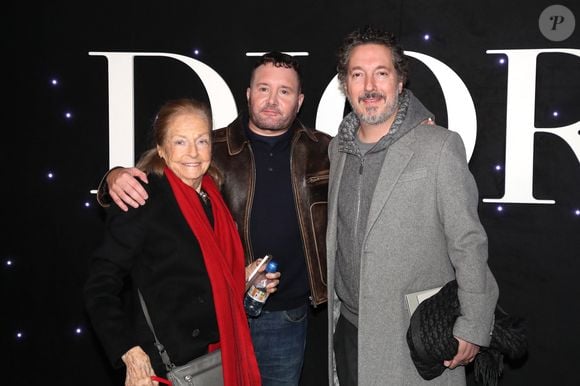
137, 289, 175, 371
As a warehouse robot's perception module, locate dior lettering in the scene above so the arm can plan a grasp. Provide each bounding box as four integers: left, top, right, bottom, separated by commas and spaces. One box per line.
89, 49, 580, 204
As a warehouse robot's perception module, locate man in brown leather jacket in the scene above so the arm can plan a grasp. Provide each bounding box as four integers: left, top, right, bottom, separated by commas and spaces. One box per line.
97, 52, 331, 386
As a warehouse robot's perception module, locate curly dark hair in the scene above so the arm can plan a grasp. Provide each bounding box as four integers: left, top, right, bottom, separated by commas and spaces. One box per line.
336, 25, 409, 92
250, 51, 303, 92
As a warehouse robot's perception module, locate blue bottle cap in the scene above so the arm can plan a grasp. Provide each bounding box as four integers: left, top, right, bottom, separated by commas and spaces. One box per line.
266, 260, 278, 273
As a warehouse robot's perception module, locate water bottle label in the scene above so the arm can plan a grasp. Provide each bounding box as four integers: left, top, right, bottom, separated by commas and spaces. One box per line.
247, 285, 268, 303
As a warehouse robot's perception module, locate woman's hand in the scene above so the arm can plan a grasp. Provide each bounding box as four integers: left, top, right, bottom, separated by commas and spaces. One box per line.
245, 259, 281, 294
121, 346, 158, 386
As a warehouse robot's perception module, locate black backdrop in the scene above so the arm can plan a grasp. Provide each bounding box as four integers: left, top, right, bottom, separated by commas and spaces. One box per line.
3, 1, 579, 385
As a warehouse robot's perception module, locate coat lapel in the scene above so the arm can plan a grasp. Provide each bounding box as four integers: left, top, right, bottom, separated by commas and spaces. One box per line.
365, 132, 416, 236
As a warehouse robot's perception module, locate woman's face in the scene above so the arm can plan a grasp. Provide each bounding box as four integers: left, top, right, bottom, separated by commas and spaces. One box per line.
157, 111, 211, 189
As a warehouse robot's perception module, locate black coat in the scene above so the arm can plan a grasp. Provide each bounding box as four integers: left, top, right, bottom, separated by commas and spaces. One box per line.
84, 174, 219, 375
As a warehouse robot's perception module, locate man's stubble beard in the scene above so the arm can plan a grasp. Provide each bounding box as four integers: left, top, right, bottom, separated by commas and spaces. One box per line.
248, 100, 297, 132
349, 91, 399, 126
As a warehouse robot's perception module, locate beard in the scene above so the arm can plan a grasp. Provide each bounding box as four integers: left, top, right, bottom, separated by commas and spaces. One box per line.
349, 91, 399, 125
248, 99, 296, 132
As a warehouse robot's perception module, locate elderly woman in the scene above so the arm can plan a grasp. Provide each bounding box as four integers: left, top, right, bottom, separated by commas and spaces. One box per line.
84, 98, 275, 386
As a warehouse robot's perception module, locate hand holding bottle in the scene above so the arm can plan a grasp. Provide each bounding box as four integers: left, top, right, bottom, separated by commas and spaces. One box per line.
244, 257, 280, 317
245, 256, 280, 294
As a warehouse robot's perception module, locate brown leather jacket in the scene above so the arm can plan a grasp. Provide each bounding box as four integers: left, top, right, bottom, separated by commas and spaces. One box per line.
212, 116, 331, 306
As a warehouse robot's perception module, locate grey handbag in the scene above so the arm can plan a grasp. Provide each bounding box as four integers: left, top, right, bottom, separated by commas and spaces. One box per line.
138, 290, 224, 386
166, 349, 222, 386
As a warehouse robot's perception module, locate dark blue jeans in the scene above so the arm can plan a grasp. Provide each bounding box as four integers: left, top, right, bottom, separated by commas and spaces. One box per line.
248, 303, 308, 386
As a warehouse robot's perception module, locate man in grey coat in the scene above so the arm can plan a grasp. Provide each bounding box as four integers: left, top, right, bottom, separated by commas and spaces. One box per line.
326, 26, 499, 385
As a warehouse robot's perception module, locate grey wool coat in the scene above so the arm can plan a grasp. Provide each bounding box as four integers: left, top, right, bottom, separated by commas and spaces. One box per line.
326, 91, 499, 385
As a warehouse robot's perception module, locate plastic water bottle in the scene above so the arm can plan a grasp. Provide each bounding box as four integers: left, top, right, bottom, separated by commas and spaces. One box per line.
244, 259, 278, 317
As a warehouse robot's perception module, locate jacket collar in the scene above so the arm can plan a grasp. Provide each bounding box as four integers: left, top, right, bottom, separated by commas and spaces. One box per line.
225, 114, 318, 155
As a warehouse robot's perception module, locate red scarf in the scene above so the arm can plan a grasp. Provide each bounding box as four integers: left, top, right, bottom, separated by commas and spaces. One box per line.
164, 167, 261, 386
